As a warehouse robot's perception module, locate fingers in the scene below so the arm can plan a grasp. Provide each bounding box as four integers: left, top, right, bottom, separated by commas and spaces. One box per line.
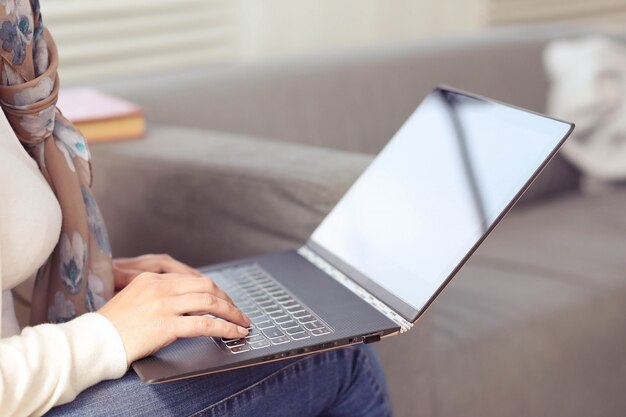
113, 266, 141, 290
115, 254, 203, 277
157, 255, 203, 276
146, 273, 244, 324
172, 293, 250, 327
174, 316, 249, 339
166, 276, 234, 305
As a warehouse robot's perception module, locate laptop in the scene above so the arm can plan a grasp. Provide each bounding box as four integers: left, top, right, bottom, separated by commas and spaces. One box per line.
133, 86, 574, 383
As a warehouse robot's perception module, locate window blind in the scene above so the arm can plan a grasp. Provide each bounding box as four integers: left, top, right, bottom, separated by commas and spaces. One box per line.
488, 0, 626, 25
42, 0, 234, 84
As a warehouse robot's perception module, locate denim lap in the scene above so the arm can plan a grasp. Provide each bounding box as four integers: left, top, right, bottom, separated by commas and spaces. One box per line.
46, 344, 392, 417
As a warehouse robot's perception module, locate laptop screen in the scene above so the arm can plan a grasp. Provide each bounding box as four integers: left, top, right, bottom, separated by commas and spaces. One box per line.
310, 88, 572, 319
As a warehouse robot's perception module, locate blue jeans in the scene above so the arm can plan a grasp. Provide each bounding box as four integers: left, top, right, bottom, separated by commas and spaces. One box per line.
46, 345, 392, 416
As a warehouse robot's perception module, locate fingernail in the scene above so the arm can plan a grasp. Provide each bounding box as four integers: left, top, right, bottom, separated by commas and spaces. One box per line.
237, 326, 248, 336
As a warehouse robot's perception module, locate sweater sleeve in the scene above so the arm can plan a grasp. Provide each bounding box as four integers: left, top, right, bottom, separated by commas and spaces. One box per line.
0, 312, 128, 417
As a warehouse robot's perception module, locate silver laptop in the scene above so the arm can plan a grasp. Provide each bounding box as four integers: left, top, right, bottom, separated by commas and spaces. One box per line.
133, 86, 574, 383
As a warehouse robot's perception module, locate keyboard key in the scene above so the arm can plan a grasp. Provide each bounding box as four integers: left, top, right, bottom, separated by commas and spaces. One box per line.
221, 337, 241, 343
270, 336, 290, 345
274, 315, 293, 324
304, 321, 323, 330
250, 340, 271, 349
261, 284, 279, 291
251, 314, 269, 324
303, 320, 324, 330
285, 325, 305, 335
240, 325, 261, 337
233, 300, 246, 308
297, 315, 315, 323
262, 305, 281, 313
278, 320, 299, 329
310, 327, 331, 336
251, 326, 263, 333
226, 340, 245, 348
239, 284, 256, 291
274, 295, 291, 303
245, 309, 264, 319
257, 301, 275, 309
262, 326, 285, 339
255, 320, 274, 329
289, 332, 310, 340
245, 335, 266, 343
291, 310, 309, 318
237, 304, 254, 313
231, 345, 251, 354
235, 298, 253, 306
268, 309, 288, 319
281, 301, 299, 309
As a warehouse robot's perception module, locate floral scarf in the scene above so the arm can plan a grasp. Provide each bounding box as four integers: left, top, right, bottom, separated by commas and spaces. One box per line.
0, 1, 114, 324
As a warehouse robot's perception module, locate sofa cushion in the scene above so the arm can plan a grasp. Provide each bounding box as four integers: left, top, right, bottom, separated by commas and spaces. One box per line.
417, 190, 626, 417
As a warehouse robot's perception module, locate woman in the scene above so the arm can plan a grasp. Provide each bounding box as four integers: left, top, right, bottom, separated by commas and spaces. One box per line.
0, 2, 392, 417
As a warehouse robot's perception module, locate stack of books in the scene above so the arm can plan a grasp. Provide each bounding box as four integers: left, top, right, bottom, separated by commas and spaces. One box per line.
57, 87, 146, 143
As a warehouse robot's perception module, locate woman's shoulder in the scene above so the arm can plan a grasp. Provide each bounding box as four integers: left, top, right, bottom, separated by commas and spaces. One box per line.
0, 108, 35, 165
0, 112, 45, 190
0, 111, 62, 291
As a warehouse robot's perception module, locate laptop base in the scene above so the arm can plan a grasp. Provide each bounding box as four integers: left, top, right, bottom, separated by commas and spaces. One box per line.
133, 250, 399, 383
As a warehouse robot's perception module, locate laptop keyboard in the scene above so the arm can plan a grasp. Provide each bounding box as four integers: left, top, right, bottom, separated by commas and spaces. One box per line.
210, 263, 333, 354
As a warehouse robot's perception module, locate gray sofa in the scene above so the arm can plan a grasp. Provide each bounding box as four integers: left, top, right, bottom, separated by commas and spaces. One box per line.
87, 26, 626, 417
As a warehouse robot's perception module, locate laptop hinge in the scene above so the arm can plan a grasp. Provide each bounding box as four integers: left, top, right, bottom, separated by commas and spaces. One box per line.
297, 246, 413, 333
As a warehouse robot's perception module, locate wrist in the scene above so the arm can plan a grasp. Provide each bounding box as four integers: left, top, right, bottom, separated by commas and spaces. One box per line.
96, 311, 133, 367
60, 313, 129, 383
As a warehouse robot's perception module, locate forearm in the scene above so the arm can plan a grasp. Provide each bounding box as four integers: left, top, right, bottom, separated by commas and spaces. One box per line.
0, 313, 127, 417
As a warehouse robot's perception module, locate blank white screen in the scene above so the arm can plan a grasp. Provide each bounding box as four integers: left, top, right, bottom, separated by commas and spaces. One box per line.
311, 90, 570, 311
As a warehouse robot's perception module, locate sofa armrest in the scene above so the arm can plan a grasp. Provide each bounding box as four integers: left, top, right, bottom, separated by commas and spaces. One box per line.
90, 124, 372, 266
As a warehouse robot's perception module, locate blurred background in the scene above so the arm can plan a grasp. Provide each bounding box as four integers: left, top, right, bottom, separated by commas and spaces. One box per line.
42, 0, 626, 84
29, 2, 626, 417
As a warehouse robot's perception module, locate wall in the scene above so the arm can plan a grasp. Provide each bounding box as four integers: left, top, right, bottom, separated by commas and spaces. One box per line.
41, 0, 622, 84
233, 0, 488, 61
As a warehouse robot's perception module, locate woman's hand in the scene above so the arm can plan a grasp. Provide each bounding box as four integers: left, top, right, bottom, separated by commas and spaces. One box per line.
98, 272, 250, 365
113, 254, 203, 290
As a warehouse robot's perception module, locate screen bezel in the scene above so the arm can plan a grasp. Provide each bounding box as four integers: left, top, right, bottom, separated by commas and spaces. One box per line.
306, 86, 575, 323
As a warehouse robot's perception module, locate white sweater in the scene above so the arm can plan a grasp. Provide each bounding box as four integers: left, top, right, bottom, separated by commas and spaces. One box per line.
0, 112, 128, 417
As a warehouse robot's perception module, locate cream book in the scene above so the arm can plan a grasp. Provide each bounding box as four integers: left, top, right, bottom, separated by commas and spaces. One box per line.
57, 87, 146, 143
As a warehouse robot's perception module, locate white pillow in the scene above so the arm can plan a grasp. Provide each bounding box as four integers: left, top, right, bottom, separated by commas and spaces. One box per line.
544, 36, 626, 189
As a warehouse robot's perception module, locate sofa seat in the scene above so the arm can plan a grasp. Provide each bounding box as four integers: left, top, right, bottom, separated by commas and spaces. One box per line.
412, 190, 626, 417
90, 123, 626, 417
87, 25, 626, 417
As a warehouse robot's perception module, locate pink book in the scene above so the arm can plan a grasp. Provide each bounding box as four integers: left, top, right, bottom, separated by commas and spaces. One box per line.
56, 87, 146, 142
57, 87, 143, 123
